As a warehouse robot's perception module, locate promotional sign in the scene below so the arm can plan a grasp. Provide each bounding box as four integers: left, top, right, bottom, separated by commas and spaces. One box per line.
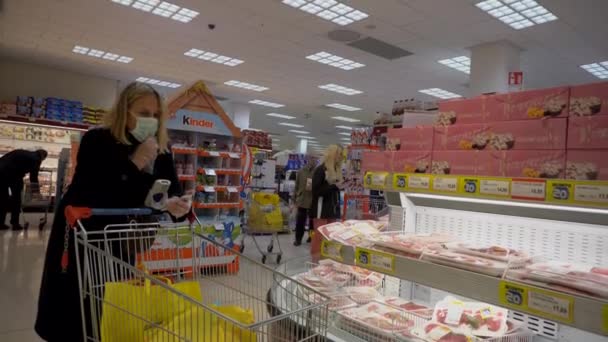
499, 281, 574, 324
167, 109, 232, 136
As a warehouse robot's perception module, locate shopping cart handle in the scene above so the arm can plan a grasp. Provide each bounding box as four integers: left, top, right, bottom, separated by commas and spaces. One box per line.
65, 206, 153, 226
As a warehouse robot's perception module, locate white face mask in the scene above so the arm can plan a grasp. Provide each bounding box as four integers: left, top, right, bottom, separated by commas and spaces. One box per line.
130, 117, 158, 142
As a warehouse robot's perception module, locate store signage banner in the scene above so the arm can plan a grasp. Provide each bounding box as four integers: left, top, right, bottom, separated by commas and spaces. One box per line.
167, 109, 232, 136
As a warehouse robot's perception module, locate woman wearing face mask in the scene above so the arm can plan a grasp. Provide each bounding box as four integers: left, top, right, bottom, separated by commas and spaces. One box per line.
35, 82, 190, 341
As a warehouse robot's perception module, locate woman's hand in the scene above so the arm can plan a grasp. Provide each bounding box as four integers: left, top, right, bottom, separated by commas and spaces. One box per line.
131, 137, 158, 170
166, 196, 191, 217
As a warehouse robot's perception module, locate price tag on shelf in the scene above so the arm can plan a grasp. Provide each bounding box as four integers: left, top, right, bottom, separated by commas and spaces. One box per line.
499, 281, 573, 323
321, 240, 343, 262
393, 173, 408, 190
432, 176, 458, 193
480, 178, 510, 197
355, 247, 395, 274
511, 178, 546, 201
407, 175, 431, 190
214, 223, 224, 231
460, 177, 479, 195
574, 184, 608, 205
204, 169, 216, 176
204, 186, 215, 192
227, 186, 238, 193
208, 151, 220, 157
228, 152, 240, 158
364, 172, 388, 190
602, 304, 608, 333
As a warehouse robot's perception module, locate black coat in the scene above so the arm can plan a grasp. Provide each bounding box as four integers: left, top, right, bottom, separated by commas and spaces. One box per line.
310, 165, 341, 220
35, 128, 181, 341
0, 149, 45, 184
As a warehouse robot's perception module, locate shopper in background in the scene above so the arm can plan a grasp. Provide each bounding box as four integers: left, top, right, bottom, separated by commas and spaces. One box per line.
311, 144, 344, 220
0, 148, 48, 230
293, 155, 316, 246
35, 82, 191, 342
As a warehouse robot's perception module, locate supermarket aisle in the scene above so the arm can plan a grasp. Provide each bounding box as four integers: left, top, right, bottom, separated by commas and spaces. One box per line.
0, 213, 306, 342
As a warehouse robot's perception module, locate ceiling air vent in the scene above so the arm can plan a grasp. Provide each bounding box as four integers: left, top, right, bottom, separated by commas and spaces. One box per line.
347, 37, 412, 60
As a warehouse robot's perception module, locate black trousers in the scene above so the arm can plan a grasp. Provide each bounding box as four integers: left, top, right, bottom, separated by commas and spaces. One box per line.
295, 207, 313, 243
0, 179, 23, 225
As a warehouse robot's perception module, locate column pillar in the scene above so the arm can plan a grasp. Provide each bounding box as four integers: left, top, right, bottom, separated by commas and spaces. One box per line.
231, 103, 250, 129
470, 41, 521, 95
297, 139, 308, 154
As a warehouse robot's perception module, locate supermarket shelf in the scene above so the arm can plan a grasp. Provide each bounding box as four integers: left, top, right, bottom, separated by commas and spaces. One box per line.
177, 174, 195, 181
171, 147, 197, 155
197, 150, 241, 158
322, 243, 608, 337
193, 201, 242, 209
195, 185, 241, 192
197, 168, 241, 176
0, 115, 90, 130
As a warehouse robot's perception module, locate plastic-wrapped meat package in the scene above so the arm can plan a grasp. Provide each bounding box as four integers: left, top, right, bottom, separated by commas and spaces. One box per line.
338, 302, 417, 337
342, 286, 382, 304
317, 222, 347, 240
422, 249, 509, 277
432, 297, 509, 337
421, 323, 476, 342
507, 262, 608, 299
330, 221, 382, 247
445, 242, 531, 265
378, 296, 434, 319
370, 233, 455, 256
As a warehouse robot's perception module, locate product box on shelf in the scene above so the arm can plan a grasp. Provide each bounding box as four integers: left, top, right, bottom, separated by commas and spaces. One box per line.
386, 126, 434, 151
433, 118, 567, 150
361, 151, 391, 173
436, 96, 488, 125
390, 151, 432, 173
499, 150, 566, 179
566, 149, 608, 180
0, 103, 17, 116
567, 115, 608, 149
431, 150, 498, 176
499, 86, 570, 121
569, 81, 608, 117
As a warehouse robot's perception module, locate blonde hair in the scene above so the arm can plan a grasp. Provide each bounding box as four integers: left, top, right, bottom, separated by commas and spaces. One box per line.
104, 82, 169, 153
322, 144, 344, 184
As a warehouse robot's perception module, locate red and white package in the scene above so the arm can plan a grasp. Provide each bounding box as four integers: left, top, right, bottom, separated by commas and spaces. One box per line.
507, 261, 608, 299
445, 242, 531, 265
432, 297, 509, 337
370, 232, 455, 256
378, 296, 434, 319
421, 322, 476, 342
422, 250, 508, 277
338, 302, 417, 335
343, 286, 381, 304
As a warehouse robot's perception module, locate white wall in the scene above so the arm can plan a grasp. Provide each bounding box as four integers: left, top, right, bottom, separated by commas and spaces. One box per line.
0, 58, 120, 108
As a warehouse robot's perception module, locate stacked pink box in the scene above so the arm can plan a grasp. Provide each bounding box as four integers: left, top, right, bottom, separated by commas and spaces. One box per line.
361, 151, 392, 174
390, 151, 433, 174
386, 126, 434, 151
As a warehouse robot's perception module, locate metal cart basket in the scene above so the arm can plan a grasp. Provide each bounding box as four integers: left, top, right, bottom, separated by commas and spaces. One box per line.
21, 177, 53, 230
67, 207, 329, 342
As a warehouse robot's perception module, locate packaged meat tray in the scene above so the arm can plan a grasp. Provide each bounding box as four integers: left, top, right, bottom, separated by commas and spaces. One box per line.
506, 261, 608, 299
338, 302, 419, 340
422, 250, 509, 277
417, 322, 477, 342
342, 286, 382, 304
445, 242, 531, 265
317, 220, 383, 246
377, 296, 434, 320
370, 232, 456, 256
315, 259, 384, 288
432, 297, 509, 337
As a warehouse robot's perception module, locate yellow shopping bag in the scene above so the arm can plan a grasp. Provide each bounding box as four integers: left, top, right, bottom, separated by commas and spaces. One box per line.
100, 276, 202, 342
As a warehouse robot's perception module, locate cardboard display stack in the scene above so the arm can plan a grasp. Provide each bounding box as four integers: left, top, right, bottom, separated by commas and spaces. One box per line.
361, 80, 608, 180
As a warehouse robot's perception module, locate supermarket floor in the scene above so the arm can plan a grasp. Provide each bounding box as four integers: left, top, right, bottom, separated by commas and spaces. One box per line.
0, 213, 309, 342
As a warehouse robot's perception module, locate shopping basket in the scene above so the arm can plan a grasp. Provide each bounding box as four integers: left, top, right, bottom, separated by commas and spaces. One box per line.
21, 179, 53, 230
66, 206, 330, 342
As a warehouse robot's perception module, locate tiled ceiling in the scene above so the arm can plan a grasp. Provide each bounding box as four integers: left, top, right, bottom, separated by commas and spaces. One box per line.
1, 0, 608, 150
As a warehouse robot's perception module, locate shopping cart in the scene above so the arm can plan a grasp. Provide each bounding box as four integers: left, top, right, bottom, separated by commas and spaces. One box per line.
67, 206, 329, 341
243, 191, 287, 264
342, 193, 388, 221
21, 178, 53, 230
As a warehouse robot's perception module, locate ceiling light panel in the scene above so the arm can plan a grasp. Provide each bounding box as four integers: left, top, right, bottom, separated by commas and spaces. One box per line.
475, 0, 557, 30
289, 130, 310, 134
282, 0, 368, 26
318, 83, 363, 95
419, 88, 462, 99
110, 0, 199, 23
184, 48, 244, 67
326, 103, 361, 112
580, 62, 608, 79
136, 77, 181, 88
224, 80, 269, 92
336, 125, 353, 130
306, 51, 365, 71
331, 116, 361, 123
266, 113, 296, 119
249, 99, 285, 108
279, 122, 305, 128
296, 135, 316, 139
438, 56, 471, 74
72, 45, 134, 64
338, 132, 351, 136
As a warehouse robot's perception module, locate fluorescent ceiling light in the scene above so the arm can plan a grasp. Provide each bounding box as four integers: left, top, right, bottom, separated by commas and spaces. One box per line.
338, 132, 350, 136
110, 0, 199, 23
580, 62, 608, 79
136, 76, 181, 88
438, 56, 471, 74
319, 83, 363, 95
475, 0, 557, 30
282, 0, 368, 26
418, 88, 462, 99
224, 80, 268, 92
72, 45, 134, 64
279, 122, 304, 128
289, 129, 310, 134
331, 116, 361, 123
184, 48, 244, 66
326, 103, 361, 111
340, 137, 351, 141
297, 135, 316, 139
306, 51, 365, 71
249, 99, 284, 108
266, 113, 296, 119
336, 125, 353, 130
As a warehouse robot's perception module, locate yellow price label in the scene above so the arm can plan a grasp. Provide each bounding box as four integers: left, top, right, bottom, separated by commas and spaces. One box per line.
364, 172, 388, 190
603, 304, 608, 333
393, 173, 408, 190
321, 240, 343, 262
499, 281, 574, 324
460, 177, 480, 195
432, 175, 459, 193
547, 180, 608, 207
407, 174, 431, 190
546, 180, 576, 204
355, 247, 395, 274
479, 177, 511, 197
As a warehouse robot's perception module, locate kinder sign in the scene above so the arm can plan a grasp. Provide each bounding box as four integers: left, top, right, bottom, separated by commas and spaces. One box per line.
167, 109, 232, 136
